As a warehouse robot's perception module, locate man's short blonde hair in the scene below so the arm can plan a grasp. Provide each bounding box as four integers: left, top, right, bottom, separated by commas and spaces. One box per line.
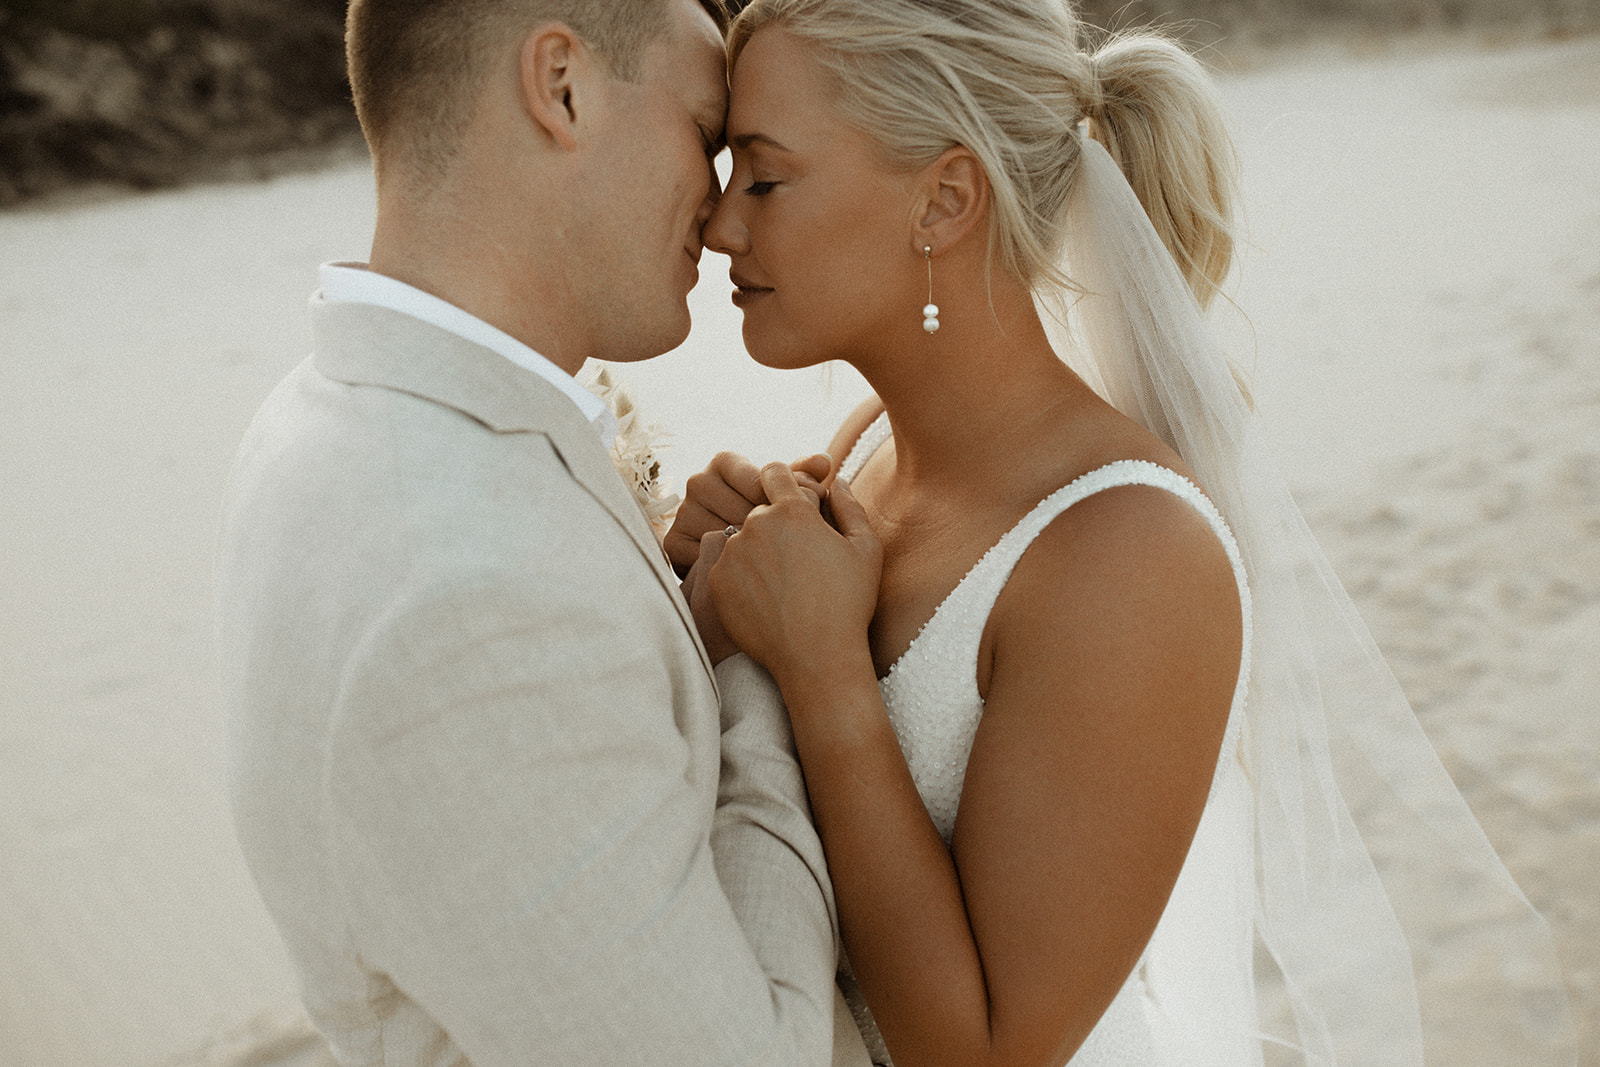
347, 0, 730, 177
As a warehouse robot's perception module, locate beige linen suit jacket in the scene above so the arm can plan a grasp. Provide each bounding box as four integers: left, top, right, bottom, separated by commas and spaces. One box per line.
216, 299, 870, 1066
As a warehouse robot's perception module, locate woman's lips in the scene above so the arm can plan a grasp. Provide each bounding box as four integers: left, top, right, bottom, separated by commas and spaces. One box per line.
730, 275, 773, 308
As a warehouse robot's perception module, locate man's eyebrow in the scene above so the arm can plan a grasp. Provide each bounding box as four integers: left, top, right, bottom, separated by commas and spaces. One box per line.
730, 132, 792, 152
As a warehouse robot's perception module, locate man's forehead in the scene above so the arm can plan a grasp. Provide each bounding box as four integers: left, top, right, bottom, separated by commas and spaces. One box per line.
672, 0, 729, 73
650, 0, 728, 114
682, 42, 729, 122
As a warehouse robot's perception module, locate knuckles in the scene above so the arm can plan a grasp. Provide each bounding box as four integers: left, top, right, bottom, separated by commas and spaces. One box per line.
683, 469, 716, 498
711, 451, 761, 486
711, 450, 752, 470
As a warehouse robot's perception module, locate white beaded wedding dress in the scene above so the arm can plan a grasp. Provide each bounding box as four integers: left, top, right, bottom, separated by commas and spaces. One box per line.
833, 414, 1263, 1067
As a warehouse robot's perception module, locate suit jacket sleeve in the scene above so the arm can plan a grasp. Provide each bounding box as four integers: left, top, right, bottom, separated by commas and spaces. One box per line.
712, 656, 874, 1067
326, 569, 837, 1066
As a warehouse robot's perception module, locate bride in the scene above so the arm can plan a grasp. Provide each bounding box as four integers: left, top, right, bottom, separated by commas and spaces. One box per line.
666, 0, 1573, 1063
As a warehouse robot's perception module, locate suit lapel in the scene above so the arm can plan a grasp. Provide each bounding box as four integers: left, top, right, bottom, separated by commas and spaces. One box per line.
312, 299, 716, 684
543, 415, 718, 687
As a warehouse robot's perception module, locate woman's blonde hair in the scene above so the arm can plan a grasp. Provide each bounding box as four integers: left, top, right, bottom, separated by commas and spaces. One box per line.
727, 0, 1238, 310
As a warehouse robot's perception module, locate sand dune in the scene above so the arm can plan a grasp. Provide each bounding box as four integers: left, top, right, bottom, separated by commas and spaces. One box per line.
1, 32, 1594, 1067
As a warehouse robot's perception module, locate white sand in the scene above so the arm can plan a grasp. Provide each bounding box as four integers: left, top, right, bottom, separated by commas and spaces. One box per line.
1, 33, 1594, 1067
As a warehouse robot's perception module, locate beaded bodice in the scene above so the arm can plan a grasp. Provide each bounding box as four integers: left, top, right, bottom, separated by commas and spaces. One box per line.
838, 413, 1250, 846
834, 413, 1253, 1066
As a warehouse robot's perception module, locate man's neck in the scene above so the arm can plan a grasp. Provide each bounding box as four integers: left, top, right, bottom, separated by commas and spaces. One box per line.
368, 190, 589, 377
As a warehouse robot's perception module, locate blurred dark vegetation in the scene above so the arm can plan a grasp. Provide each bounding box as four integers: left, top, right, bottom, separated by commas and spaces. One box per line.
1071, 0, 1600, 42
1, 0, 1597, 208
0, 0, 355, 206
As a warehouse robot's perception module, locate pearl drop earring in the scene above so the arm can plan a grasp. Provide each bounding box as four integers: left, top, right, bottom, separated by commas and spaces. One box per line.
922, 245, 940, 334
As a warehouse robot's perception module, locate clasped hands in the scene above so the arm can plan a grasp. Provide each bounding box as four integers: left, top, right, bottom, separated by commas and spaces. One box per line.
666, 452, 881, 686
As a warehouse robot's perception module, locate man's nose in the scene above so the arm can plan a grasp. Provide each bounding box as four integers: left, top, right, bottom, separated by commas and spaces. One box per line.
691, 158, 732, 252
702, 184, 750, 257
699, 167, 723, 218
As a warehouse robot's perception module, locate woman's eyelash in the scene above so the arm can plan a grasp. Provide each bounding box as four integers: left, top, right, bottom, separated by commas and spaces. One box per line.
745, 181, 776, 196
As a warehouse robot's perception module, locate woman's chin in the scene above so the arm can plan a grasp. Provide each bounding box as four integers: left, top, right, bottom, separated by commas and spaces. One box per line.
739, 326, 822, 371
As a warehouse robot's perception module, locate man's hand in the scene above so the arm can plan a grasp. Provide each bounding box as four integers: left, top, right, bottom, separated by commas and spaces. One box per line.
682, 529, 739, 665
665, 451, 831, 577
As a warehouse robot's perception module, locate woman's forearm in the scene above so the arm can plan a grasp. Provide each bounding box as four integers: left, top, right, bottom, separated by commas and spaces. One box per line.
775, 653, 1000, 1067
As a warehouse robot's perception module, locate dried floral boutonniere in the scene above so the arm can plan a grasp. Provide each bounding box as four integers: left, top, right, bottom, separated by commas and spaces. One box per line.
586, 367, 681, 537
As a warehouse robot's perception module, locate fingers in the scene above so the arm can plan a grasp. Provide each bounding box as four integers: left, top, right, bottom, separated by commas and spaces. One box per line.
791, 454, 833, 507
756, 461, 812, 507
683, 453, 765, 520
680, 526, 726, 598
711, 470, 881, 687
665, 452, 766, 574
686, 530, 739, 665
790, 452, 832, 485
826, 478, 876, 547
706, 451, 767, 509
698, 528, 729, 569
668, 455, 827, 576
663, 518, 706, 576
793, 473, 824, 509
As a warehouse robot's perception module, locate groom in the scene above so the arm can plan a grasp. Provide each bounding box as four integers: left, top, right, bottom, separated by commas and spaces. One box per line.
214, 0, 868, 1063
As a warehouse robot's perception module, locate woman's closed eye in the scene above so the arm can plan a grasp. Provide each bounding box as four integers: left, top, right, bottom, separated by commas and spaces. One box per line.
744, 180, 777, 196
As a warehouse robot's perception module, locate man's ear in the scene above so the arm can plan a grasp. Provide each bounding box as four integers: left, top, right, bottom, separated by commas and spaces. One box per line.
519, 24, 588, 151
910, 146, 988, 255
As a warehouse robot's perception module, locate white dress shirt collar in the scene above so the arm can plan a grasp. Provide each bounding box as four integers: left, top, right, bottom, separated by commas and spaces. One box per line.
318, 263, 617, 442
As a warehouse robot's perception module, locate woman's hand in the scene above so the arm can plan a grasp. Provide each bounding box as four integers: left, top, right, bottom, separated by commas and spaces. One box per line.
664, 452, 832, 577
709, 465, 882, 693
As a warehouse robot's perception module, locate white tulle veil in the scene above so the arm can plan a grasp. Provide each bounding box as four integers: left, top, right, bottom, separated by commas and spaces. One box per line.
1036, 133, 1575, 1063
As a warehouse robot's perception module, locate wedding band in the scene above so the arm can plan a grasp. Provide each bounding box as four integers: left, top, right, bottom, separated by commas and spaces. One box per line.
724, 525, 740, 537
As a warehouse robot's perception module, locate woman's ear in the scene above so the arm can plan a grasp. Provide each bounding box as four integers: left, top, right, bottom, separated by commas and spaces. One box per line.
519, 24, 588, 151
911, 145, 988, 255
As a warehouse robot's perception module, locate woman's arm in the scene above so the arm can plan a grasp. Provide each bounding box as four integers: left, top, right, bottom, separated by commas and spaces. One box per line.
713, 471, 1241, 1067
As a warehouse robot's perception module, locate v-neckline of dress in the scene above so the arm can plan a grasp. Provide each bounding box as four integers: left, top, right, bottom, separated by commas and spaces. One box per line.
839, 413, 1186, 685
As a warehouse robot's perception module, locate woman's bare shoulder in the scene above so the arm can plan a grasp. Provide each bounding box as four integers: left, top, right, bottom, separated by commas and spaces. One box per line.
1015, 477, 1237, 617
985, 479, 1243, 716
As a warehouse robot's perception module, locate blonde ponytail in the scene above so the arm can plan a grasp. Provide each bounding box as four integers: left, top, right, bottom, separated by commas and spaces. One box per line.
1083, 35, 1239, 310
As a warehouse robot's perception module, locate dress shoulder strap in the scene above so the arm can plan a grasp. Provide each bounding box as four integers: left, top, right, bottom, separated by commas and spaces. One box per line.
996, 460, 1245, 587
944, 459, 1250, 634
966, 459, 1249, 667
837, 411, 892, 485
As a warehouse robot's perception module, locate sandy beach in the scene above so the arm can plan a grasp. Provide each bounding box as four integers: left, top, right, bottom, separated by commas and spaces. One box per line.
1, 32, 1595, 1066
